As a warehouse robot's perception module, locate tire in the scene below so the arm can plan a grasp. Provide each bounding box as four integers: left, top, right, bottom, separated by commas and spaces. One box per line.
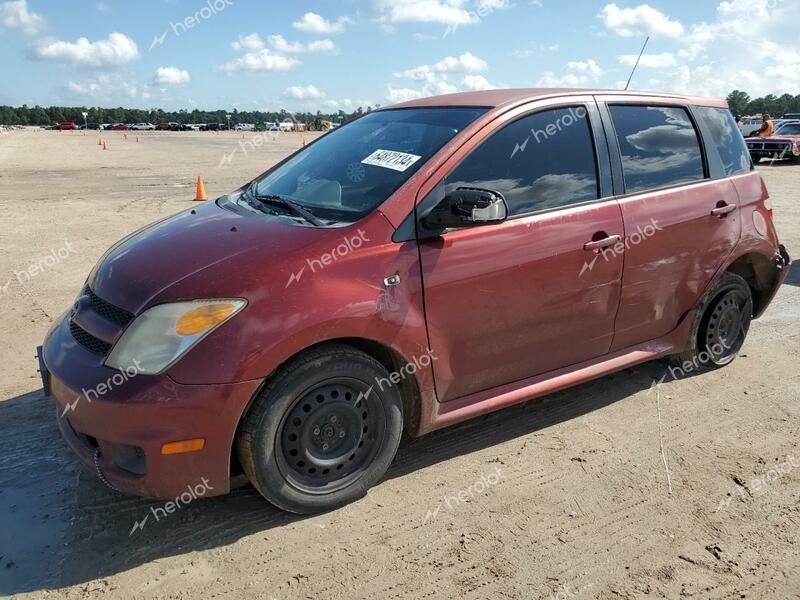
237, 343, 403, 514
669, 271, 753, 372
750, 154, 762, 165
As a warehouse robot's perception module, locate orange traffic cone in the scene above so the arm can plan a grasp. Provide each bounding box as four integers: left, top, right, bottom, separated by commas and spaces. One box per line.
302, 137, 306, 147
194, 176, 207, 201
98, 137, 102, 145
136, 136, 140, 143
124, 133, 128, 140
102, 141, 107, 150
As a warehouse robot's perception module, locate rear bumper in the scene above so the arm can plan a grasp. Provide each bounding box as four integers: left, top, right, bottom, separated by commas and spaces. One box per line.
754, 244, 791, 318
41, 314, 260, 499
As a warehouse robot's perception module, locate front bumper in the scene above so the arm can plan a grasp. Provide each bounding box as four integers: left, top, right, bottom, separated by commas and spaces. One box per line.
40, 314, 260, 499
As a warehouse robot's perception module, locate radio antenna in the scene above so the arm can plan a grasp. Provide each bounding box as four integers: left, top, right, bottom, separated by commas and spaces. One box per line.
624, 36, 650, 91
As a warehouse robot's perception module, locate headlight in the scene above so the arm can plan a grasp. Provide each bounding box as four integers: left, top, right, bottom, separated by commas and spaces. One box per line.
105, 299, 246, 374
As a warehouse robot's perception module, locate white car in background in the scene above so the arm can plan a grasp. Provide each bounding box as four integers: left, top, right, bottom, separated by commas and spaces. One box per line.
130, 122, 155, 131
233, 123, 255, 131
278, 119, 295, 132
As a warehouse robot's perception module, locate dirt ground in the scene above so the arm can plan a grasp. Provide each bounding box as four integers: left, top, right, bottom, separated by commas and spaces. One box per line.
0, 128, 798, 600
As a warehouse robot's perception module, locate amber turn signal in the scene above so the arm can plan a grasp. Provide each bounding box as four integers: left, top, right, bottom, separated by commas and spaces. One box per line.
161, 438, 206, 455
175, 303, 238, 336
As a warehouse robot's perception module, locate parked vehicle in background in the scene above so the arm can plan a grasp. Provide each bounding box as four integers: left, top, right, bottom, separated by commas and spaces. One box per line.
155, 123, 172, 131
783, 112, 800, 120
278, 119, 295, 132
746, 121, 800, 163
57, 121, 77, 130
109, 123, 130, 130
130, 123, 155, 131
202, 123, 229, 131
233, 123, 255, 131
38, 89, 789, 515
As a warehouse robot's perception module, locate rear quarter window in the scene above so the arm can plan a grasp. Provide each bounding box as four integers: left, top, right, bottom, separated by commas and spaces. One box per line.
609, 105, 705, 194
695, 106, 753, 176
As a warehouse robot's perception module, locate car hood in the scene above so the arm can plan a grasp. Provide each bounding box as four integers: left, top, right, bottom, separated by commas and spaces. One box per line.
88, 196, 328, 314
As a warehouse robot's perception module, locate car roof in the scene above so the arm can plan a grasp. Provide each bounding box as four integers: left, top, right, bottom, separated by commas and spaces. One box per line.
383, 88, 727, 110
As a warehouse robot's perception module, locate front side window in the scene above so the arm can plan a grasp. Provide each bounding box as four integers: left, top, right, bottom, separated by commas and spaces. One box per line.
444, 106, 599, 217
696, 106, 752, 176
252, 107, 487, 223
609, 105, 705, 193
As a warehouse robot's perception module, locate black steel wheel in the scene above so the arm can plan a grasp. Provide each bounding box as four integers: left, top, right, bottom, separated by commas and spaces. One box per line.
277, 378, 385, 494
237, 344, 403, 514
670, 271, 753, 371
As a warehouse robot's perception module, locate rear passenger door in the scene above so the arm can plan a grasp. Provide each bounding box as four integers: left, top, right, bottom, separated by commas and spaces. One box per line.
417, 99, 625, 403
597, 99, 743, 350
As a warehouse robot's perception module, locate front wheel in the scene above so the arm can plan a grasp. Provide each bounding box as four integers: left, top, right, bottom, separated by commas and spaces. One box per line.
237, 344, 403, 514
670, 271, 753, 371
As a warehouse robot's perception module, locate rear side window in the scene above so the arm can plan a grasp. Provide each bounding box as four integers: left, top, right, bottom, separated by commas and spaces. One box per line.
445, 106, 599, 217
696, 107, 752, 176
609, 105, 705, 193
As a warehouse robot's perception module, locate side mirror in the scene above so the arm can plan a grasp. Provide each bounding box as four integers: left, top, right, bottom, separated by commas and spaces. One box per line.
422, 188, 508, 231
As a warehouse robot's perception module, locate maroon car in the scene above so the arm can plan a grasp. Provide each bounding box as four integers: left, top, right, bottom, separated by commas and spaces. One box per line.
109, 123, 130, 131
39, 89, 790, 514
745, 121, 800, 163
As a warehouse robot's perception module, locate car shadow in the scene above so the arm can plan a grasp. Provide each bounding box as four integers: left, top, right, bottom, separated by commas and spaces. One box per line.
0, 357, 700, 595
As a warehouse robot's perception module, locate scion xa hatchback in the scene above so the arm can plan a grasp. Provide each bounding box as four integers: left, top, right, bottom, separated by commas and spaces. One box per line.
39, 89, 790, 513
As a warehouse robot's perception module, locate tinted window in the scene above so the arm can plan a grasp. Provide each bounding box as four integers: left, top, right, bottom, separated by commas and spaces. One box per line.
252, 107, 487, 223
609, 105, 705, 193
777, 123, 800, 135
444, 107, 598, 216
696, 106, 752, 176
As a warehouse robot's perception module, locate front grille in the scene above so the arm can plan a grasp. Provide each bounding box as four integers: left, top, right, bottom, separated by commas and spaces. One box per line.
83, 285, 134, 327
748, 141, 791, 153
69, 320, 112, 355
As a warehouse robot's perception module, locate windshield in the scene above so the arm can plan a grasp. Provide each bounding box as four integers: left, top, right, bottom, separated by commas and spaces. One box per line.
776, 123, 800, 135
252, 107, 488, 223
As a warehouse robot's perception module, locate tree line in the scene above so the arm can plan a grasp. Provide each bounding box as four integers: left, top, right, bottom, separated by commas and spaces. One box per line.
726, 91, 800, 117
1, 91, 798, 126
0, 105, 378, 126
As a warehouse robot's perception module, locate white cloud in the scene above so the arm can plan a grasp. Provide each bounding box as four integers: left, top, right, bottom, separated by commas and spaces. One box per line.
154, 66, 190, 85
619, 52, 677, 68
292, 12, 352, 34
600, 3, 683, 38
388, 51, 492, 102
643, 0, 800, 97
284, 84, 326, 100
96, 1, 110, 12
232, 33, 265, 51
220, 36, 301, 74
67, 74, 150, 100
0, 0, 44, 34
462, 74, 495, 90
34, 32, 139, 67
537, 59, 604, 87
394, 52, 487, 81
219, 50, 300, 74
268, 34, 336, 54
374, 0, 478, 26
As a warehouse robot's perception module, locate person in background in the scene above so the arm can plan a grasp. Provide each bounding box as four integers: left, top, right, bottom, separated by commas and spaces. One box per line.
735, 115, 745, 134
756, 114, 775, 137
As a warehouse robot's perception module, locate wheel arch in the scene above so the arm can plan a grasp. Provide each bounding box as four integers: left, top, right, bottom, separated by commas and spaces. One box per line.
725, 251, 780, 317
231, 336, 423, 475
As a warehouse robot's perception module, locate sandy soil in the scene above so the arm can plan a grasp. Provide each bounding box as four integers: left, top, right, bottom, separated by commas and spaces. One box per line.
0, 128, 798, 599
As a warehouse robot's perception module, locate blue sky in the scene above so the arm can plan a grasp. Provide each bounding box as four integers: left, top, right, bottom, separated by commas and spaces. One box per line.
1, 0, 798, 112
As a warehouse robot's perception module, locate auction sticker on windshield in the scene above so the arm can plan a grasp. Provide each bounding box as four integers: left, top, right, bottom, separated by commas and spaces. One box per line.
361, 149, 422, 172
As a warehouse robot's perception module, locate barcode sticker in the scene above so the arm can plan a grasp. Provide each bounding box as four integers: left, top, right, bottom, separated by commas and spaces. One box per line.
361, 149, 422, 172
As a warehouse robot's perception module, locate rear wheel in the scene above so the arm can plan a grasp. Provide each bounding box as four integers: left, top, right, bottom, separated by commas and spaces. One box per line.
670, 272, 753, 371
237, 344, 403, 514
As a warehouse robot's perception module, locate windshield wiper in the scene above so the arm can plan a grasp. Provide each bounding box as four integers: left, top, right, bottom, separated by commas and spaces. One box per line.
248, 181, 324, 226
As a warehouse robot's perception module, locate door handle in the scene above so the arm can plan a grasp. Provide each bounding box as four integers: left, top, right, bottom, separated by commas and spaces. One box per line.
711, 204, 736, 218
583, 234, 621, 251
